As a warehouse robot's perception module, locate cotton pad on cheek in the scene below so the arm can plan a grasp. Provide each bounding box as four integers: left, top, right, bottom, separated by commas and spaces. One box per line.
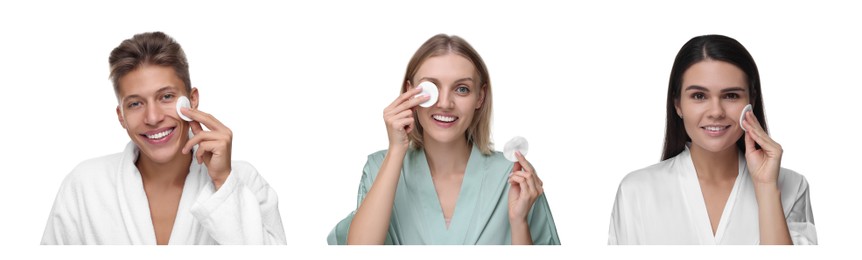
503, 136, 529, 162
739, 104, 752, 132
176, 96, 192, 122
416, 81, 439, 108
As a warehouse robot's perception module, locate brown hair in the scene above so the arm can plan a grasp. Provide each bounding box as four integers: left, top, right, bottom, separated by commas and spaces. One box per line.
108, 31, 191, 97
402, 34, 494, 155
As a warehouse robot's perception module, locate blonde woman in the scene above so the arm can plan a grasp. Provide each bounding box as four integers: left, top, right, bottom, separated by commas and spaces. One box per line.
329, 34, 559, 245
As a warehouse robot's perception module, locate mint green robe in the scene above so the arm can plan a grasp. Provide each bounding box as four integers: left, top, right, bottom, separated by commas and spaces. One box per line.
328, 146, 560, 245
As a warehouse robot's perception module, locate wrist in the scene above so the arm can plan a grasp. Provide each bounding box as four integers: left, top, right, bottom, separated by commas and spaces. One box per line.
388, 144, 409, 154
509, 215, 528, 227
753, 182, 781, 201
211, 170, 230, 190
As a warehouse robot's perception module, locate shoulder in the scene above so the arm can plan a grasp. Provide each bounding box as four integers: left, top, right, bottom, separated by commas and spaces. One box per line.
63, 152, 125, 186
618, 158, 678, 190
366, 149, 388, 165
483, 150, 514, 173
777, 167, 811, 196
53, 152, 125, 199
227, 160, 272, 189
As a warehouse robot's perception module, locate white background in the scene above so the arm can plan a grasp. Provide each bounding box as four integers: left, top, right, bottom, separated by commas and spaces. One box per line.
1, 0, 859, 259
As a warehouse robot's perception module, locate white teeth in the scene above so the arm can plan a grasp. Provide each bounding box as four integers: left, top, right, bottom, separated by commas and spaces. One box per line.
432, 115, 456, 122
146, 128, 173, 139
704, 126, 724, 131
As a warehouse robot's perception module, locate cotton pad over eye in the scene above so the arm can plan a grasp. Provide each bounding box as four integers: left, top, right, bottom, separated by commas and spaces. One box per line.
739, 104, 752, 132
503, 136, 529, 162
416, 81, 439, 108
176, 96, 192, 122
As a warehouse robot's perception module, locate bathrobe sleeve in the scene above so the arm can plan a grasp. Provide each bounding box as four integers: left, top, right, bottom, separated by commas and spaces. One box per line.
527, 193, 561, 245
328, 152, 388, 245
189, 161, 286, 245
785, 174, 817, 245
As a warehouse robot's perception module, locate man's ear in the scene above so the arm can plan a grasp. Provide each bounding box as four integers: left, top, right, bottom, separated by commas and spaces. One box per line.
190, 87, 200, 109
116, 105, 126, 129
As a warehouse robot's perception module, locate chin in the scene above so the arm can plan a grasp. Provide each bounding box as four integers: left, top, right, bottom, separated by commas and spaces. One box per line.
138, 144, 183, 163
692, 138, 739, 153
423, 129, 465, 145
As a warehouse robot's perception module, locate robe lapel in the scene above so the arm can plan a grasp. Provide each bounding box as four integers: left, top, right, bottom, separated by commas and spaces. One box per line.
115, 142, 156, 244
447, 146, 487, 245
168, 158, 205, 244
402, 148, 438, 244
713, 152, 748, 244
404, 146, 487, 244
677, 147, 717, 245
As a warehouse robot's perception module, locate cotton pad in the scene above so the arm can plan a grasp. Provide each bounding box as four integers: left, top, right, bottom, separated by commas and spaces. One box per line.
415, 81, 439, 108
176, 96, 192, 122
739, 104, 752, 132
503, 136, 529, 162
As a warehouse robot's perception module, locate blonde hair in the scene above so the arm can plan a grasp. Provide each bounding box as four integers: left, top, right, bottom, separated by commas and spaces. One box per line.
402, 34, 493, 155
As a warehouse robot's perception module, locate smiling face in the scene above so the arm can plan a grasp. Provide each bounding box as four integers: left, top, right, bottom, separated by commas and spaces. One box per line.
116, 64, 198, 164
411, 53, 485, 146
675, 60, 750, 154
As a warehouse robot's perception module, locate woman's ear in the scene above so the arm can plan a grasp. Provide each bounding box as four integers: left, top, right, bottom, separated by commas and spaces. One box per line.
190, 87, 200, 109
404, 80, 413, 92
674, 98, 682, 118
476, 84, 487, 110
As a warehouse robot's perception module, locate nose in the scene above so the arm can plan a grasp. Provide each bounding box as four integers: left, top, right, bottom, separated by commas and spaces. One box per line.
706, 99, 726, 119
143, 102, 166, 126
435, 87, 454, 109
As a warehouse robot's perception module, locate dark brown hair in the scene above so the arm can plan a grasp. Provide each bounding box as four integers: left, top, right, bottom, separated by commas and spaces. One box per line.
662, 35, 768, 161
108, 31, 191, 96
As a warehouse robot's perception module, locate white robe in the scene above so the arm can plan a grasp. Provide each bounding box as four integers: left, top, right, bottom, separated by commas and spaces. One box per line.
609, 146, 817, 245
41, 142, 286, 245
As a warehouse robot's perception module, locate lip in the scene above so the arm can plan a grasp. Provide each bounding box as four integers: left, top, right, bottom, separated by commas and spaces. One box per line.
139, 127, 177, 145
700, 124, 731, 137
431, 114, 458, 128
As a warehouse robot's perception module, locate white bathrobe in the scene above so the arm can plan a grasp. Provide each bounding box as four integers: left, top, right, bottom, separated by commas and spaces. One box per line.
41, 142, 286, 245
609, 146, 817, 245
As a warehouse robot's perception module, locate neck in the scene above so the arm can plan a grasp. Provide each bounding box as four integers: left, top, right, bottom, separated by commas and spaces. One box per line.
689, 144, 739, 181
423, 136, 471, 176
136, 151, 192, 187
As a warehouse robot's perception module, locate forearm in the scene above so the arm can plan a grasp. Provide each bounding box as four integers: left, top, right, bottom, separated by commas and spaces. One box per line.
348, 148, 406, 245
755, 183, 792, 245
510, 219, 533, 245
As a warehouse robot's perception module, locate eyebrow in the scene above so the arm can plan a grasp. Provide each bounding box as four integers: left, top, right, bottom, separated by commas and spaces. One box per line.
683, 85, 747, 93
418, 77, 475, 84
121, 86, 179, 102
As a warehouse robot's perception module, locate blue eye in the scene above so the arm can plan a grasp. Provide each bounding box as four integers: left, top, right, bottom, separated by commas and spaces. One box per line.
455, 86, 470, 94
162, 93, 176, 101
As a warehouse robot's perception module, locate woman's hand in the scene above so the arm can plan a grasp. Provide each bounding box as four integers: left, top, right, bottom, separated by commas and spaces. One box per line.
508, 151, 543, 223
742, 110, 782, 186
508, 151, 542, 245
383, 86, 429, 152
180, 107, 233, 190
742, 109, 792, 244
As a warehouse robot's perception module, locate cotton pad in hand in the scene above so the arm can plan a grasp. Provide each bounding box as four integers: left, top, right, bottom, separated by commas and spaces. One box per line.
503, 136, 529, 162
176, 96, 192, 122
415, 81, 439, 108
739, 104, 752, 132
